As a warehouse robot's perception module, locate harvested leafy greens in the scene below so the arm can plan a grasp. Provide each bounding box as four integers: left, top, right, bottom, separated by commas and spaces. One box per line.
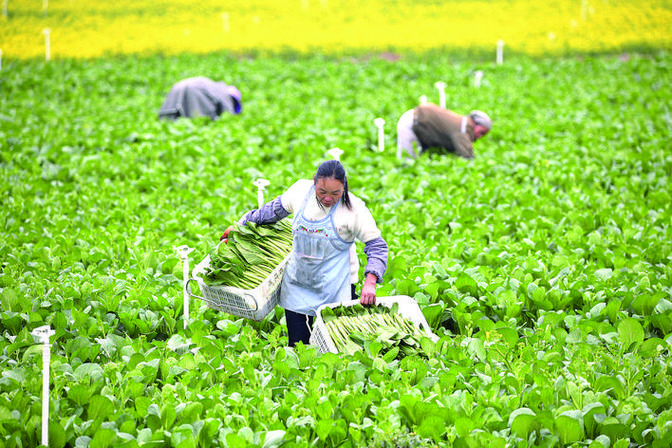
321, 302, 433, 359
204, 220, 293, 288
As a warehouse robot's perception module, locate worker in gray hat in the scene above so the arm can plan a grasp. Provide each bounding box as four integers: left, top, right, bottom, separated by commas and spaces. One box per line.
396, 103, 492, 159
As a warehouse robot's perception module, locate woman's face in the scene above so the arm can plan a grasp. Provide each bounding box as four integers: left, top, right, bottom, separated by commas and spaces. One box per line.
315, 177, 344, 208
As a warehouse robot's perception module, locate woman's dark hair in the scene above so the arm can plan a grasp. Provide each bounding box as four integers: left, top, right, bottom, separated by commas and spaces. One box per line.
314, 159, 352, 210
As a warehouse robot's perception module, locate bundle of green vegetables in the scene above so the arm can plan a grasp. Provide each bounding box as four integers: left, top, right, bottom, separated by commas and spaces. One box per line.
204, 220, 293, 289
321, 302, 432, 359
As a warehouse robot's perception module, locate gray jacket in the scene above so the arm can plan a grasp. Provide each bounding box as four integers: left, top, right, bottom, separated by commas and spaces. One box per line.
158, 77, 238, 120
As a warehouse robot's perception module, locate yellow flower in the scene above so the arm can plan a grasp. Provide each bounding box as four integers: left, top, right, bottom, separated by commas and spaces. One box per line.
1, 0, 670, 59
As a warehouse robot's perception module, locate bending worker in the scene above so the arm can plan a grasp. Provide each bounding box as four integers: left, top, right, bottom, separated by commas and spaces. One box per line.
397, 103, 492, 159
221, 160, 389, 346
158, 76, 242, 121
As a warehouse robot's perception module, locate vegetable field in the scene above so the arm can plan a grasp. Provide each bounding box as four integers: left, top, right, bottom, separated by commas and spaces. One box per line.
2, 1, 672, 447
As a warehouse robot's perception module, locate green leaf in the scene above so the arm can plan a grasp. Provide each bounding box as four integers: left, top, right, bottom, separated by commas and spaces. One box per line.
46, 420, 67, 448
508, 408, 536, 438
135, 396, 151, 416
495, 326, 519, 349
161, 404, 177, 429
464, 337, 486, 361
1, 288, 21, 312
90, 427, 117, 448
456, 273, 479, 296
617, 317, 644, 350
421, 303, 444, 329
555, 410, 584, 444
68, 384, 93, 406
582, 402, 606, 439
593, 268, 613, 281
89, 395, 115, 421
417, 414, 447, 441
315, 418, 334, 440
599, 417, 630, 441
262, 430, 286, 448
419, 336, 436, 356
594, 376, 625, 400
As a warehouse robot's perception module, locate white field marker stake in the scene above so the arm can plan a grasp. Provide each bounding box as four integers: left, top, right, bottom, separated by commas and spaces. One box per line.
175, 245, 194, 329
474, 70, 484, 88
43, 28, 50, 61
222, 12, 230, 33
434, 81, 446, 109
253, 178, 270, 208
328, 147, 343, 161
32, 325, 55, 448
581, 0, 589, 21
43, 0, 48, 17
2, 0, 7, 18
496, 40, 504, 65
419, 94, 428, 105
374, 118, 385, 152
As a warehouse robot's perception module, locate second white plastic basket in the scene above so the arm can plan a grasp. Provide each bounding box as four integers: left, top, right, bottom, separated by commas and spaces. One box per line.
309, 295, 438, 354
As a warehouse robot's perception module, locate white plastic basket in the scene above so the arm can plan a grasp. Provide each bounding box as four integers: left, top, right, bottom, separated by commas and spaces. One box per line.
186, 250, 290, 321
309, 295, 438, 354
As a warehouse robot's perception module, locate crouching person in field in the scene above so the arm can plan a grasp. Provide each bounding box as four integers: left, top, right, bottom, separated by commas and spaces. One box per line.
397, 103, 492, 159
158, 76, 242, 121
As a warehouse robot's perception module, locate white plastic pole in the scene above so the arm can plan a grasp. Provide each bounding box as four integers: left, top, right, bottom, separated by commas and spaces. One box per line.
434, 81, 446, 109
222, 12, 230, 33
374, 118, 385, 152
581, 0, 588, 21
328, 147, 343, 161
43, 0, 48, 17
419, 94, 428, 105
474, 70, 483, 88
43, 28, 50, 61
496, 40, 504, 65
175, 245, 194, 329
253, 178, 270, 208
32, 325, 55, 448
2, 0, 7, 18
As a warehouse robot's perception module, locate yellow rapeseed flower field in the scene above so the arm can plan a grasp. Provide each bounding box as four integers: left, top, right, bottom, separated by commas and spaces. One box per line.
1, 0, 671, 59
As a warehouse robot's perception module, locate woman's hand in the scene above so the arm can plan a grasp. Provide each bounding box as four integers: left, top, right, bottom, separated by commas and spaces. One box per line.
359, 273, 378, 305
220, 225, 234, 241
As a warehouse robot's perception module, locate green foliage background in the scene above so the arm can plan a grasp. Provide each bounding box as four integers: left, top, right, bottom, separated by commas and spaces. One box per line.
1, 6, 672, 448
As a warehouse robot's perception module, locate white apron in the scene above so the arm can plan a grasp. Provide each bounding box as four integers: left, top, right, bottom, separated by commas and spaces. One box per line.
280, 186, 353, 316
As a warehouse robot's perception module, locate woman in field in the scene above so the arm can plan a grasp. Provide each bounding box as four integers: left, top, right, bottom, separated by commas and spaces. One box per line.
222, 160, 388, 346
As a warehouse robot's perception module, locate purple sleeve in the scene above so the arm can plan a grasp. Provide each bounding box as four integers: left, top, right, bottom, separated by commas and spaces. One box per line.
363, 236, 388, 284
239, 195, 290, 225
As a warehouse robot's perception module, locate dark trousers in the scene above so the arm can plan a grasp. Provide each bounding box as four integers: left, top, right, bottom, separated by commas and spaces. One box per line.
286, 284, 358, 347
